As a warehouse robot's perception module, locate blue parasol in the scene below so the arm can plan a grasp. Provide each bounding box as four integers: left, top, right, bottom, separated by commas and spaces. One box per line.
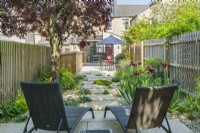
96, 35, 125, 44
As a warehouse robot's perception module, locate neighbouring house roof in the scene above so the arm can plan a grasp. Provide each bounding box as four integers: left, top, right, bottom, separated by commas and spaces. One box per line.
115, 5, 149, 17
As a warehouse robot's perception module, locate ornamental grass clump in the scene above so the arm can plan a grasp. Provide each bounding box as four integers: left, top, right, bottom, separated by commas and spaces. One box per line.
93, 80, 112, 86
116, 58, 169, 104
168, 74, 200, 119
111, 76, 121, 82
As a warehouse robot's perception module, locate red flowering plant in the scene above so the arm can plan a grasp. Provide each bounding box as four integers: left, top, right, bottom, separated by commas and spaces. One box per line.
129, 60, 136, 67
115, 57, 171, 104
129, 60, 142, 67
162, 61, 168, 68
138, 61, 142, 65
115, 59, 164, 104
147, 65, 154, 73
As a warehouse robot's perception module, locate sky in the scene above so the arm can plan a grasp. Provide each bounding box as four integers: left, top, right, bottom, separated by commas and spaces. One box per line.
117, 0, 151, 5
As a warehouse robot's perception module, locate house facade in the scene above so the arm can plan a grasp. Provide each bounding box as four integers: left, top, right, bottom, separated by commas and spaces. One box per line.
82, 2, 149, 63
0, 1, 149, 60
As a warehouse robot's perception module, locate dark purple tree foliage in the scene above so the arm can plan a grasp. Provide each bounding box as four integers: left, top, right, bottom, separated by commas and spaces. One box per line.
0, 0, 113, 81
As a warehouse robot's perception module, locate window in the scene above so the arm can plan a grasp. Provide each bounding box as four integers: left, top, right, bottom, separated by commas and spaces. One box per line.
122, 19, 129, 31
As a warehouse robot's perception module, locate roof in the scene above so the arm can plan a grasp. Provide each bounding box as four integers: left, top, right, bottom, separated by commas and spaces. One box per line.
115, 5, 149, 17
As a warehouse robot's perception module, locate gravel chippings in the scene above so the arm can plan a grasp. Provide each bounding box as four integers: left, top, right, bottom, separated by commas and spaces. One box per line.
168, 113, 200, 133
180, 118, 200, 133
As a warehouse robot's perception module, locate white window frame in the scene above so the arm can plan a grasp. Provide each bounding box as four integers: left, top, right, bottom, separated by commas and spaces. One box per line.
121, 18, 130, 31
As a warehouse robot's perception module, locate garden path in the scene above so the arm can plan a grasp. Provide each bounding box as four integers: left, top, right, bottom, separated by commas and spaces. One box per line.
0, 65, 193, 133
78, 65, 123, 110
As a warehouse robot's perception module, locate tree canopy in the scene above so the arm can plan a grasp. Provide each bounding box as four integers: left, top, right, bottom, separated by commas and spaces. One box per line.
1, 0, 112, 40
123, 1, 200, 44
0, 0, 113, 81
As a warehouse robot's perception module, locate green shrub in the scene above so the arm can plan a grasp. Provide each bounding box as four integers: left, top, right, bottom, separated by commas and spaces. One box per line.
108, 85, 112, 89
64, 98, 80, 107
123, 1, 200, 43
64, 96, 92, 107
15, 95, 28, 112
103, 90, 110, 95
197, 74, 200, 95
14, 114, 28, 122
111, 76, 121, 82
59, 66, 76, 90
95, 74, 103, 76
168, 75, 200, 119
35, 66, 76, 90
145, 57, 163, 69
78, 96, 92, 103
115, 53, 124, 64
78, 89, 91, 95
35, 67, 51, 82
0, 94, 28, 122
1, 103, 25, 117
169, 92, 200, 119
93, 80, 112, 86
74, 74, 87, 84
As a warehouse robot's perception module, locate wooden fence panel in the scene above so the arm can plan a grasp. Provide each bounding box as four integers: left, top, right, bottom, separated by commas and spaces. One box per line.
60, 51, 83, 74
132, 31, 200, 93
169, 32, 200, 92
0, 41, 51, 102
143, 38, 166, 61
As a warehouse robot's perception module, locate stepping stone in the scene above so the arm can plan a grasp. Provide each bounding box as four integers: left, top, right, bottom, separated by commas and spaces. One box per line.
89, 89, 118, 94
90, 94, 115, 101
83, 85, 108, 89
81, 101, 120, 111
81, 81, 94, 86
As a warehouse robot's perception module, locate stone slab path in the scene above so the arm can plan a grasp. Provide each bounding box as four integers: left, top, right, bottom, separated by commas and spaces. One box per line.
0, 65, 193, 133
79, 66, 123, 110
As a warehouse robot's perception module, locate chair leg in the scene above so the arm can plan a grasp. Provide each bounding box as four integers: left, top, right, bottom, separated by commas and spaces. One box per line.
133, 116, 139, 133
27, 127, 35, 133
57, 117, 63, 133
89, 108, 95, 119
161, 116, 172, 133
23, 116, 35, 133
104, 107, 109, 118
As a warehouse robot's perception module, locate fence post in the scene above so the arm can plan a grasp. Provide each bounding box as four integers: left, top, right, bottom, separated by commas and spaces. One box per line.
165, 40, 170, 83
141, 41, 144, 67
133, 43, 135, 62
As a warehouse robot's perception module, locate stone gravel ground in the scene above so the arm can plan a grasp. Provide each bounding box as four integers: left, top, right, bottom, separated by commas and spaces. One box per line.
169, 114, 200, 133
78, 65, 197, 132
180, 119, 200, 133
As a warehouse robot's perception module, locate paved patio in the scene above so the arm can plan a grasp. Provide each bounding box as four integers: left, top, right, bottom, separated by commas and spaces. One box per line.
0, 111, 193, 133
0, 65, 194, 133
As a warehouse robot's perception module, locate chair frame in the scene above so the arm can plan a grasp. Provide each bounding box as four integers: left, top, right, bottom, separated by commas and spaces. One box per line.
21, 82, 94, 133
104, 85, 178, 133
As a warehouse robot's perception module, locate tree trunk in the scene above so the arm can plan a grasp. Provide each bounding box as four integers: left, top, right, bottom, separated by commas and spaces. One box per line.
50, 36, 61, 82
